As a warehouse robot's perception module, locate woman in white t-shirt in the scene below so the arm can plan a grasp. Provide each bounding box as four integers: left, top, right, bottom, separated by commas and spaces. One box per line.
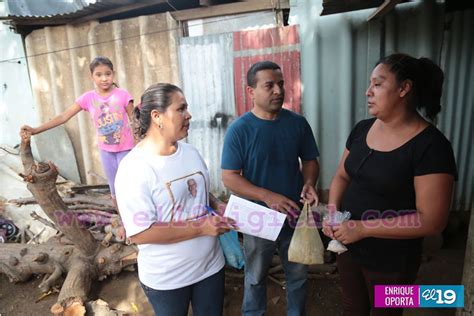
115, 83, 234, 316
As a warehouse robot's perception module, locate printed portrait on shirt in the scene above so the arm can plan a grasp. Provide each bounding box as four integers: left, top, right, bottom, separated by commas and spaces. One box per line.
165, 172, 208, 221
187, 178, 198, 199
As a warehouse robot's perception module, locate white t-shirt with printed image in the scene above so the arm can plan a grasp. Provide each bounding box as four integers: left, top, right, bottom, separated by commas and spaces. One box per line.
115, 141, 224, 290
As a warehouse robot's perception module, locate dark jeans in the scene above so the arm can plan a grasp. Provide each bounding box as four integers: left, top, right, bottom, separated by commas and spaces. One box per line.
337, 252, 421, 316
242, 222, 307, 316
141, 268, 225, 316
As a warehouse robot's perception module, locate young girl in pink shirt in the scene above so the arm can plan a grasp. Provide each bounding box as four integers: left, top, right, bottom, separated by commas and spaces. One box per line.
21, 56, 134, 238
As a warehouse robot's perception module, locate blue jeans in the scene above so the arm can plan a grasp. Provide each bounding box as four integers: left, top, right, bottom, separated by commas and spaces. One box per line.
242, 222, 308, 316
141, 268, 225, 316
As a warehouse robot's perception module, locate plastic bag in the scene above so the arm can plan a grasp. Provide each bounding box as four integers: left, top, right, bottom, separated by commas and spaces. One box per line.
205, 205, 245, 269
288, 202, 324, 265
218, 230, 245, 269
0, 217, 19, 242
324, 210, 351, 254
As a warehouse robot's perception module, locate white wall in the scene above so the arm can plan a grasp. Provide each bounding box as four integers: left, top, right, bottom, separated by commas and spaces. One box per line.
0, 6, 38, 147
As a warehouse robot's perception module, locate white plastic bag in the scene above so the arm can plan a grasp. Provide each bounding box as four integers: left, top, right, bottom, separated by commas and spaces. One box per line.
324, 210, 351, 254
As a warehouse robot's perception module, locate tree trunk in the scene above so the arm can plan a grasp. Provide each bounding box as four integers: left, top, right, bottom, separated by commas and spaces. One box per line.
0, 132, 138, 314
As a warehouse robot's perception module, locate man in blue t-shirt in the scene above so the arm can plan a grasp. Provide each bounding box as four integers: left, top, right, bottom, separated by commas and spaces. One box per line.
221, 61, 320, 316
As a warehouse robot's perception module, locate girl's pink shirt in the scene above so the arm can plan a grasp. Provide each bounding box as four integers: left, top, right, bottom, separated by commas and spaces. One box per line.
75, 87, 134, 152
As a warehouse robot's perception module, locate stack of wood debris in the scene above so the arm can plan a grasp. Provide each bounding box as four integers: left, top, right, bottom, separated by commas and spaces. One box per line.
8, 184, 125, 246
0, 133, 138, 315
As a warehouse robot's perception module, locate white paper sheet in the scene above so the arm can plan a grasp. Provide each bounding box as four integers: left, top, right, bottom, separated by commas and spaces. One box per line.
224, 195, 286, 241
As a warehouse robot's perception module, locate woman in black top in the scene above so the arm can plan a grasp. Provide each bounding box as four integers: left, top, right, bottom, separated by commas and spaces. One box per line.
322, 53, 457, 316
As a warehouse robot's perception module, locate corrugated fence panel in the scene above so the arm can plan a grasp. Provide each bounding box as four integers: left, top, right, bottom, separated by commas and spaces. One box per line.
438, 9, 474, 212
292, 0, 473, 211
291, 3, 372, 195
25, 12, 180, 184
233, 25, 301, 116
179, 33, 236, 196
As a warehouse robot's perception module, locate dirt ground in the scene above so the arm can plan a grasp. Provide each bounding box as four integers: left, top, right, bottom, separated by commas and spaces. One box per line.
0, 227, 467, 316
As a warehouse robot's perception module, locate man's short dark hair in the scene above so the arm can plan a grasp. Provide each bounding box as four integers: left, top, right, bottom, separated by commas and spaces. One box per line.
247, 61, 281, 87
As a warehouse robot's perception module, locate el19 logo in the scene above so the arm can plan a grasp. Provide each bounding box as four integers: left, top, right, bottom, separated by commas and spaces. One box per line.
419, 285, 464, 308
421, 288, 456, 304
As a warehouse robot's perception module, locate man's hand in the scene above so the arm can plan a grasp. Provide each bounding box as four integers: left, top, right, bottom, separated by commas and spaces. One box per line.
300, 183, 318, 205
262, 191, 299, 214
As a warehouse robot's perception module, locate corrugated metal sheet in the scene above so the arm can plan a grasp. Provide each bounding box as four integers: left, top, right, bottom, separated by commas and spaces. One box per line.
291, 0, 473, 211
233, 25, 301, 115
179, 33, 236, 196
179, 24, 301, 195
438, 8, 474, 212
3, 0, 142, 22
3, 0, 201, 28
5, 0, 99, 17
25, 12, 180, 184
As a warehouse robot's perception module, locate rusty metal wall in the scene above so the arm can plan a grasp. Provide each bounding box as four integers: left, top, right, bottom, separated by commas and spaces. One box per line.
233, 25, 301, 116
25, 12, 180, 184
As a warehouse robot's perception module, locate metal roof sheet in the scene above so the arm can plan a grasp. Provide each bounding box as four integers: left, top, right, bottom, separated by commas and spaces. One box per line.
5, 0, 125, 18
1, 0, 201, 28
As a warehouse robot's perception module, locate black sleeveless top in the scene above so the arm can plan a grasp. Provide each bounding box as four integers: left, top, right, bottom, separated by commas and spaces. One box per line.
342, 118, 457, 271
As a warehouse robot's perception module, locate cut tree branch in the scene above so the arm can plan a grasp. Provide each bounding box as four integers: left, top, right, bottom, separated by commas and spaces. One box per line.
0, 130, 139, 313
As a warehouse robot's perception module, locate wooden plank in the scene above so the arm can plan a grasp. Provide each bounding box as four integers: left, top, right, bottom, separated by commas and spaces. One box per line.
200, 0, 217, 6
71, 184, 110, 192
171, 0, 289, 22
70, 0, 169, 25
367, 0, 402, 21
321, 0, 384, 16
0, 18, 72, 25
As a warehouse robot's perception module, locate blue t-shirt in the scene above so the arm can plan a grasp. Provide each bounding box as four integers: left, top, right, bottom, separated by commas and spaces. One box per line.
221, 109, 319, 205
